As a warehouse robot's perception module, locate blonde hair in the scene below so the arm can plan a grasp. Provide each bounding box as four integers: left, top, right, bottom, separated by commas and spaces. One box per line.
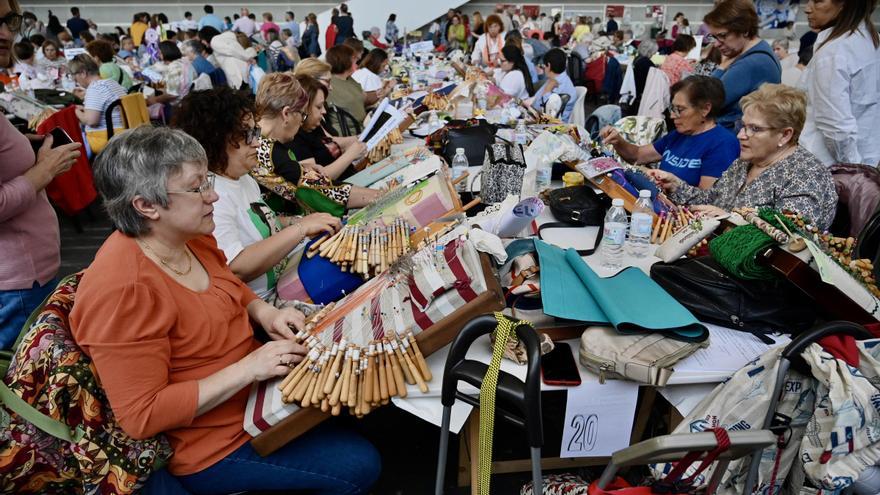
740, 83, 807, 142
294, 58, 332, 79
256, 72, 309, 119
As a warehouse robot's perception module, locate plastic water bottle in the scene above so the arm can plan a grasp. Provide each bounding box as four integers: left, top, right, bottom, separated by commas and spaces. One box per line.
627, 190, 654, 258
535, 155, 552, 191
451, 148, 469, 192
514, 119, 529, 145
600, 198, 628, 269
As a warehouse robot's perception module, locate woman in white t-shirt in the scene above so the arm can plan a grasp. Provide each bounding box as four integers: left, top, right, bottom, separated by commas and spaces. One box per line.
172, 87, 340, 302
351, 48, 394, 108
493, 44, 534, 100
471, 14, 505, 67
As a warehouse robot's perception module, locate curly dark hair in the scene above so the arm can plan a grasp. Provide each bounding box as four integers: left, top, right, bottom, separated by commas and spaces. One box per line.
171, 87, 256, 175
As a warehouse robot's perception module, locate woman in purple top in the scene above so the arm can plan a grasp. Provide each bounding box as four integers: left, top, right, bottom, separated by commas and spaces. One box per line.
0, 0, 83, 348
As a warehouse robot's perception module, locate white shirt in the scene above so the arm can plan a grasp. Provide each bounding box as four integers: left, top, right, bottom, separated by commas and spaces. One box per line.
799, 23, 880, 167
352, 67, 382, 92
179, 19, 198, 31
494, 68, 529, 100
232, 16, 257, 36
471, 32, 505, 66
213, 174, 286, 300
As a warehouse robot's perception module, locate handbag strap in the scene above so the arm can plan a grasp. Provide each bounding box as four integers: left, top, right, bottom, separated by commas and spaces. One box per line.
538, 222, 604, 256
655, 428, 731, 491
0, 380, 84, 443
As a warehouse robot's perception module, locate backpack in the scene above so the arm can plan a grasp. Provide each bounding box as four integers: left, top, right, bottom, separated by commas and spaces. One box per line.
0, 273, 171, 494
567, 51, 587, 86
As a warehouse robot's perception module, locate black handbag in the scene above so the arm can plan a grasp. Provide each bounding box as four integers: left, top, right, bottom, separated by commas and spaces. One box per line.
539, 186, 610, 256
442, 120, 498, 167
650, 256, 817, 342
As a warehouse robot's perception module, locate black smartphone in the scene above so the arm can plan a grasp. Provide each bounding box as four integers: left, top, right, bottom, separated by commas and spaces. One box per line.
49, 126, 74, 148
541, 342, 582, 386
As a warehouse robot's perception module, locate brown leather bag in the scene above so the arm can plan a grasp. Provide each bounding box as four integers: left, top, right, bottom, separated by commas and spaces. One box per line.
830, 164, 880, 237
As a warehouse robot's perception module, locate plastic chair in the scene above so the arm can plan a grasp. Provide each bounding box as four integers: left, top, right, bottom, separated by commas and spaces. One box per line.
434, 314, 543, 495
571, 86, 588, 127
104, 99, 125, 140
741, 321, 874, 495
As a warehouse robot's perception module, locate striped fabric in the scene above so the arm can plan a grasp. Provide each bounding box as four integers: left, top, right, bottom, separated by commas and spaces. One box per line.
83, 78, 127, 131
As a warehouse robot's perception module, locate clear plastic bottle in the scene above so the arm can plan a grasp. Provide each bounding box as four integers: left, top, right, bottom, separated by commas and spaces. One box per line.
600, 198, 628, 269
514, 119, 529, 145
451, 148, 469, 192
627, 190, 654, 258
535, 155, 552, 191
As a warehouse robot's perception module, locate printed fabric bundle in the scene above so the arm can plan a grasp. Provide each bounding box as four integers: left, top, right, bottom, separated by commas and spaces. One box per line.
0, 274, 171, 494
480, 142, 528, 204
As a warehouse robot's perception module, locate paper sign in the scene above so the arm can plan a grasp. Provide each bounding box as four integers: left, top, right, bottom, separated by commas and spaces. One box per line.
408, 41, 435, 54
358, 98, 405, 151
561, 379, 639, 458
805, 238, 837, 285
686, 36, 703, 60
64, 47, 86, 60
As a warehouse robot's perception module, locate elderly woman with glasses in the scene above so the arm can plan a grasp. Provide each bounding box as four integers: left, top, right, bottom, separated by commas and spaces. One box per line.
702, 0, 781, 132
170, 87, 342, 305
252, 72, 380, 217
648, 83, 837, 229
69, 126, 379, 494
601, 76, 740, 189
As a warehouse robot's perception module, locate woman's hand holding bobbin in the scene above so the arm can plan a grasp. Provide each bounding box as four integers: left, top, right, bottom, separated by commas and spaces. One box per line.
240, 340, 308, 382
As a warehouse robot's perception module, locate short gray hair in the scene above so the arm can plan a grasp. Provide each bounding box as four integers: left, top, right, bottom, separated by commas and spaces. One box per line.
181, 39, 205, 55
68, 54, 99, 75
638, 40, 659, 58
772, 38, 789, 51
93, 126, 207, 236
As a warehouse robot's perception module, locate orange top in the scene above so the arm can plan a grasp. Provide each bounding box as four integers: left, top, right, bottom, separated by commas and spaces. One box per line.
70, 232, 260, 475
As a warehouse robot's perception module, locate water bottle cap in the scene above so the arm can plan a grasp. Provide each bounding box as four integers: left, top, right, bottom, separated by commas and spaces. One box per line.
455, 147, 465, 154
612, 198, 624, 206
639, 189, 651, 198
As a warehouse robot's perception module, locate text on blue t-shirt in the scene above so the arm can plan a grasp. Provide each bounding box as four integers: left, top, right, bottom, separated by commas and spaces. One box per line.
652, 126, 741, 186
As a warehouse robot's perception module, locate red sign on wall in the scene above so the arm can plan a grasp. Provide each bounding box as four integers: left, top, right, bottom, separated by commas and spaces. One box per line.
521, 5, 540, 18
605, 5, 625, 18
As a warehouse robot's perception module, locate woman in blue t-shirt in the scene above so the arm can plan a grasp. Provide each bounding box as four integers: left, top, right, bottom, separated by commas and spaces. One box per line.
600, 76, 740, 189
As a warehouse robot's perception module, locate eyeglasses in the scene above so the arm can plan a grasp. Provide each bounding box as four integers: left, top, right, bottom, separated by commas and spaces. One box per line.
0, 12, 23, 32
705, 31, 731, 44
668, 104, 689, 117
245, 126, 261, 145
167, 173, 215, 200
734, 119, 778, 137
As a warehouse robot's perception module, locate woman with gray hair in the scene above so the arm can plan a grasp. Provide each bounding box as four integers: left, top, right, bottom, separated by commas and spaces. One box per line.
181, 38, 215, 76
69, 125, 380, 493
632, 39, 658, 112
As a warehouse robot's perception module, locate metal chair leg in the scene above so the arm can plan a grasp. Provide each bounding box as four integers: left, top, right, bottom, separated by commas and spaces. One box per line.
530, 446, 543, 494
435, 406, 452, 495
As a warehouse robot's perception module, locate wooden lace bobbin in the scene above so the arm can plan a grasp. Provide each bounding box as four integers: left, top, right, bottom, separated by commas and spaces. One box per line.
289, 353, 319, 402
334, 227, 355, 263
279, 349, 312, 392
347, 349, 360, 408
331, 400, 343, 416
404, 349, 429, 393
660, 213, 673, 243
360, 232, 370, 274
330, 347, 353, 407
311, 352, 331, 404
400, 337, 421, 378
312, 231, 338, 258
281, 349, 318, 401
327, 228, 348, 262
391, 338, 415, 385
321, 397, 330, 413
407, 332, 433, 381
651, 212, 664, 244
364, 344, 375, 407
300, 366, 320, 408
773, 214, 806, 252
377, 349, 389, 401
385, 339, 407, 398
346, 227, 359, 264
322, 342, 345, 396
319, 229, 345, 259
371, 347, 381, 405
359, 357, 371, 416
383, 341, 398, 398
307, 232, 333, 255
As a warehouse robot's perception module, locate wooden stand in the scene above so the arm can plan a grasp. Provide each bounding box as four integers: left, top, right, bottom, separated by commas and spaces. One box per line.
250, 253, 505, 457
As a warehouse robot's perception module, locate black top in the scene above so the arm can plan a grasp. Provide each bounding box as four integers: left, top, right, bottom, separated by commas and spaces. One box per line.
291, 127, 356, 180
268, 139, 303, 186
606, 19, 618, 34
335, 15, 355, 44
630, 56, 655, 114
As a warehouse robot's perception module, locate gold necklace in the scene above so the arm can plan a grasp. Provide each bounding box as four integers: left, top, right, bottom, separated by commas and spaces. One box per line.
137, 239, 193, 276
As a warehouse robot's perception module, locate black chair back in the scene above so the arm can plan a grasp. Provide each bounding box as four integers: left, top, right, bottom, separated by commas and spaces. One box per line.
104, 99, 125, 140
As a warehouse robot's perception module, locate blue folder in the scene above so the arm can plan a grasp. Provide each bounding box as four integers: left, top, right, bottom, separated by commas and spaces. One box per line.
535, 240, 708, 342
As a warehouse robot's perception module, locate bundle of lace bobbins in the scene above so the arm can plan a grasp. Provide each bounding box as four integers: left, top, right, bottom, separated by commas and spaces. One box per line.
306, 218, 414, 276
276, 279, 432, 418
651, 207, 702, 244
423, 91, 450, 111
366, 128, 404, 164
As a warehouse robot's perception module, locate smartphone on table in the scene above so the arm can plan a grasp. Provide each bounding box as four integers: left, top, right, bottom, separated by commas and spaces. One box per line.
541, 342, 582, 386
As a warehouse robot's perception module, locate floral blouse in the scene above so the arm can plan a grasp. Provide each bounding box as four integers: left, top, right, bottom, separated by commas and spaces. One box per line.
670, 146, 838, 229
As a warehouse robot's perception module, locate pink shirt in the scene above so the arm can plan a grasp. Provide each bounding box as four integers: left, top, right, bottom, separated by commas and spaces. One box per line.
261, 21, 280, 38
660, 52, 695, 86
0, 118, 60, 290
